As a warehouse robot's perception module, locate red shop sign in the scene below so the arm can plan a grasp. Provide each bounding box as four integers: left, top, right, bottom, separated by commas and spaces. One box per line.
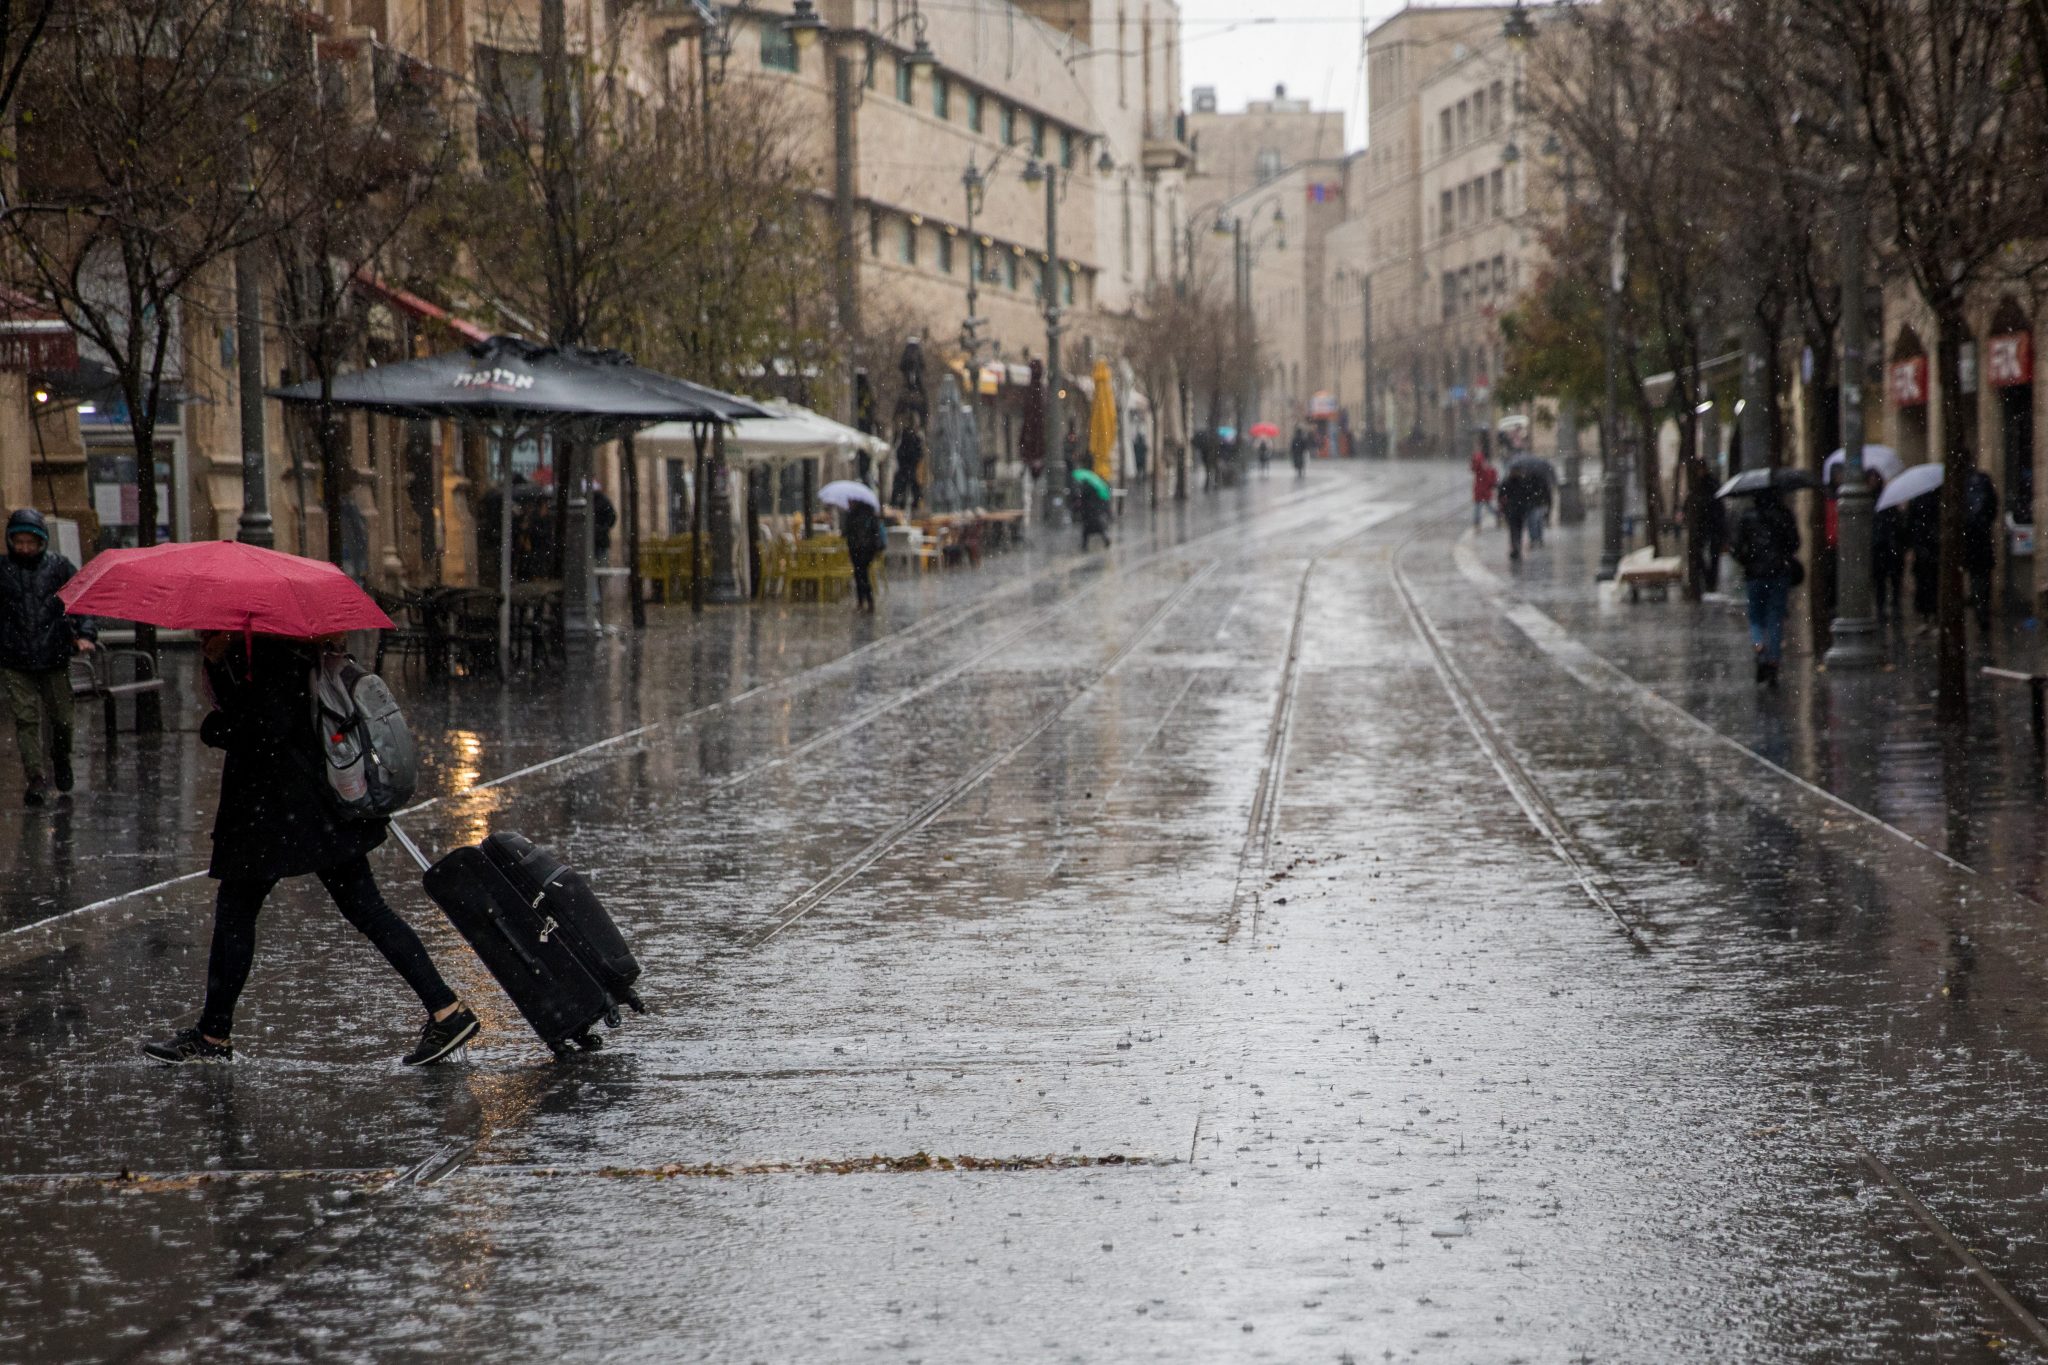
1989, 332, 2033, 388
1890, 356, 1929, 408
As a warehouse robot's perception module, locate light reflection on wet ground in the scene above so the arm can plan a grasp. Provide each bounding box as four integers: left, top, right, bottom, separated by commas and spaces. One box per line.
5, 465, 2048, 1361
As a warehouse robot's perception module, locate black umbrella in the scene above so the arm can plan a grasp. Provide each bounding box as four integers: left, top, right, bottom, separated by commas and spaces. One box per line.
273, 335, 767, 670
1505, 454, 1556, 481
1715, 466, 1817, 499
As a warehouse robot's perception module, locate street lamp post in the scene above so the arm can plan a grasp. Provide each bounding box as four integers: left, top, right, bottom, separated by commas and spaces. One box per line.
1826, 62, 1880, 668
1359, 272, 1376, 458
1598, 209, 1627, 581
1023, 157, 1063, 508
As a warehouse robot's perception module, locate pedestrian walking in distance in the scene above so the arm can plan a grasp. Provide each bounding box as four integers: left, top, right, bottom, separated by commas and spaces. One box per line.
1470, 450, 1498, 529
0, 508, 94, 805
143, 632, 477, 1066
1905, 488, 1941, 632
1497, 460, 1552, 562
1731, 488, 1803, 687
1964, 467, 1999, 633
1871, 473, 1906, 625
842, 498, 885, 614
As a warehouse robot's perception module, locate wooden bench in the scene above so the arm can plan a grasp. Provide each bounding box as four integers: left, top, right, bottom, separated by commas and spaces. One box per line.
69, 648, 164, 740
1615, 547, 1685, 603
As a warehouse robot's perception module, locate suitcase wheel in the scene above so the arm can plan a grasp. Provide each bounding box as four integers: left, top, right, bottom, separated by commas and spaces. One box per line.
604, 1007, 622, 1030
574, 1030, 606, 1053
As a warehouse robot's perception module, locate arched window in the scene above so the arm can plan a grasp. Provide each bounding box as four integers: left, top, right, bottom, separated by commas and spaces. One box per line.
1255, 148, 1283, 183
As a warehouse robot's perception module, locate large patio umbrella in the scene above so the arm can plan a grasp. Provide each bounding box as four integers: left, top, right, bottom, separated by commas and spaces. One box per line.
1088, 357, 1117, 484
273, 335, 765, 673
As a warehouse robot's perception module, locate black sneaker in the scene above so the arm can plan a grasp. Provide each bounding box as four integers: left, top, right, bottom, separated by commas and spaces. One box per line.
404, 1005, 479, 1066
53, 759, 72, 793
142, 1027, 232, 1065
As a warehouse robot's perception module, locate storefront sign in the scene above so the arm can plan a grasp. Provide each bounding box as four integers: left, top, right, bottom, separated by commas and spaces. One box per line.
1889, 356, 1928, 407
1990, 332, 2033, 388
0, 320, 77, 373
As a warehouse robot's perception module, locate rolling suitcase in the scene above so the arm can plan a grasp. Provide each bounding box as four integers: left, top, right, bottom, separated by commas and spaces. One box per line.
394, 824, 645, 1057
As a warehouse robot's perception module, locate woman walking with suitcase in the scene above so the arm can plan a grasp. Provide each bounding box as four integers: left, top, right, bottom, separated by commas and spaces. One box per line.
143, 632, 478, 1066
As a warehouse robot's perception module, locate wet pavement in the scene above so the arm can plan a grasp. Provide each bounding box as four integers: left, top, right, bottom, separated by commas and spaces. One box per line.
8, 464, 2048, 1360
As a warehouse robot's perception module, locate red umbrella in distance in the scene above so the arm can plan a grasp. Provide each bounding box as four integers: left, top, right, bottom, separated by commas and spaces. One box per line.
1249, 421, 1281, 441
58, 541, 394, 637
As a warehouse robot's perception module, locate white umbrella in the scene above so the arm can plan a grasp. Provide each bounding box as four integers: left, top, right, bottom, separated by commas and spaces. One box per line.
818, 479, 880, 510
1874, 461, 1943, 512
1821, 444, 1905, 483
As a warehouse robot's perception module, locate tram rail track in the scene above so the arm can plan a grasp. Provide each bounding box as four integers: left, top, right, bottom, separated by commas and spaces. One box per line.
1396, 506, 2048, 1353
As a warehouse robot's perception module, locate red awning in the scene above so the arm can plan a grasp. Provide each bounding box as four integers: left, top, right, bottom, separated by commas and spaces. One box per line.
351, 272, 491, 344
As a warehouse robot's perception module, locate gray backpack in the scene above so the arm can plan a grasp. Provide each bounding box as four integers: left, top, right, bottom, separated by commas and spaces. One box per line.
312, 653, 417, 819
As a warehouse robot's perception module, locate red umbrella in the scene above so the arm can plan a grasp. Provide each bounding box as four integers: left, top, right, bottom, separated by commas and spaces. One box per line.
58, 541, 393, 637
1249, 421, 1281, 441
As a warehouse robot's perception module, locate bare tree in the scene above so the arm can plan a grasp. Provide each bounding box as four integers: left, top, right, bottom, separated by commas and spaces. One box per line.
261, 34, 460, 566
5, 0, 299, 726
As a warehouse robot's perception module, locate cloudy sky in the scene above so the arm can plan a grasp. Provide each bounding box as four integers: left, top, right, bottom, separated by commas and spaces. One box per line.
1174, 0, 1435, 151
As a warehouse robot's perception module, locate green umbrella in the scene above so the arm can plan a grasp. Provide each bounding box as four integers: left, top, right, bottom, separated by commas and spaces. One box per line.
1070, 468, 1111, 499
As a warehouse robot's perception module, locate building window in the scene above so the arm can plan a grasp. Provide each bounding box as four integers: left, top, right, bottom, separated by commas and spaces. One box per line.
1441, 272, 1455, 319
1120, 180, 1133, 276
1471, 87, 1486, 133
933, 73, 949, 119
1455, 98, 1468, 144
1456, 183, 1469, 227
1490, 169, 1504, 218
1439, 190, 1453, 239
1005, 253, 1019, 289
760, 19, 797, 72
1490, 80, 1506, 129
1031, 114, 1046, 156
1062, 268, 1075, 305
901, 221, 918, 265
1493, 255, 1507, 293
1255, 147, 1283, 182
969, 240, 984, 280
896, 58, 913, 103
1001, 103, 1015, 145
939, 233, 954, 273
1060, 128, 1074, 169
968, 88, 983, 132
1461, 267, 1474, 311
1438, 108, 1452, 153
868, 210, 881, 256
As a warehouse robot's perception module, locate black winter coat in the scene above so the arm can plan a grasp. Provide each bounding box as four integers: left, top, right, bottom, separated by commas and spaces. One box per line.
843, 503, 885, 562
0, 550, 94, 673
1731, 499, 1802, 583
203, 637, 385, 883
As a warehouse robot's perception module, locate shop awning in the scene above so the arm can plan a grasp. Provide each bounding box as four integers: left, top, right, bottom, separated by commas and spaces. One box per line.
0, 288, 78, 374
638, 398, 887, 467
351, 271, 491, 344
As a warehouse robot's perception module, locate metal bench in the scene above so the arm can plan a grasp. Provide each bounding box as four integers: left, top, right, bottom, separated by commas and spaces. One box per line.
69, 648, 164, 741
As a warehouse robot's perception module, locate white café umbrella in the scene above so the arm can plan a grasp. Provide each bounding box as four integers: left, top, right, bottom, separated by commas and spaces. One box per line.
1874, 461, 1944, 512
1821, 444, 1905, 483
818, 480, 880, 510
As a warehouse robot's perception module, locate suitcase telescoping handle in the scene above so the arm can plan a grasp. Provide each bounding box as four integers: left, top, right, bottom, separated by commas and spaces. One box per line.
389, 819, 433, 874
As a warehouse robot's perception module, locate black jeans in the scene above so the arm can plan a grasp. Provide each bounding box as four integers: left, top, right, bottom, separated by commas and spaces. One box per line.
199, 855, 456, 1038
850, 554, 875, 609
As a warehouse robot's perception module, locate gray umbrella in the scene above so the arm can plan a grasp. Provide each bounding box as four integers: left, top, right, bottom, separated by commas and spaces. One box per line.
1715, 466, 1818, 499
273, 335, 766, 671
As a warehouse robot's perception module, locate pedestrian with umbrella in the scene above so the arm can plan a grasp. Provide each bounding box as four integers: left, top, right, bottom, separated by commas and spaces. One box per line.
821, 480, 885, 612
1072, 468, 1113, 550
62, 543, 480, 1067
1877, 463, 1946, 632
1, 508, 95, 805
1498, 456, 1555, 562
1722, 471, 1808, 686
1871, 472, 1906, 626
1964, 466, 1999, 633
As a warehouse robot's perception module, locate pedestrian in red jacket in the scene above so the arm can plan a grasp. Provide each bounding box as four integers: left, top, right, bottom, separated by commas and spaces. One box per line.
1471, 451, 1499, 529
